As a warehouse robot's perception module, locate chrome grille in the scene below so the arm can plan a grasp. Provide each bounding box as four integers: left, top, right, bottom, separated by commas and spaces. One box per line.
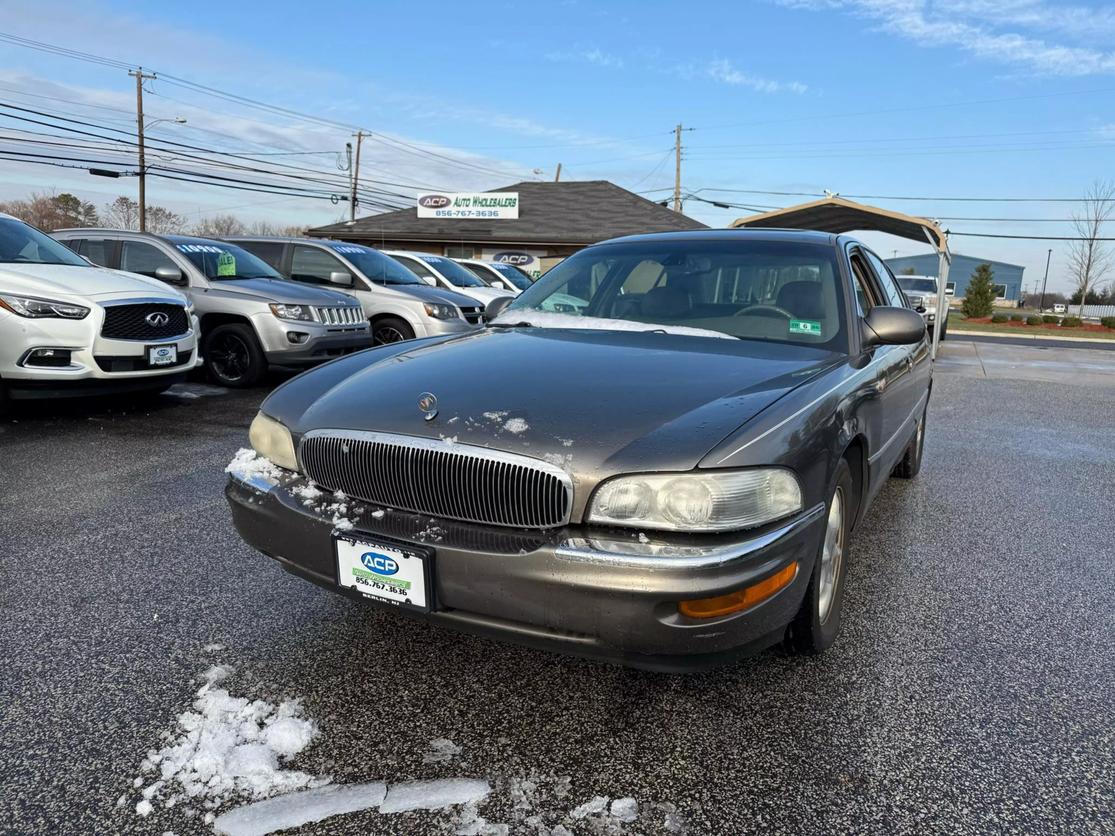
311, 306, 363, 326
460, 306, 483, 324
299, 430, 572, 529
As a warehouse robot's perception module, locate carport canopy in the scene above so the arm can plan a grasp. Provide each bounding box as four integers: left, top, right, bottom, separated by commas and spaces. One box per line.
731, 195, 950, 356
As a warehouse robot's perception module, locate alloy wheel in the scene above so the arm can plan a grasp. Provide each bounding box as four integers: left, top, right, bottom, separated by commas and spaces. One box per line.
374, 326, 408, 345
209, 333, 249, 382
817, 487, 845, 624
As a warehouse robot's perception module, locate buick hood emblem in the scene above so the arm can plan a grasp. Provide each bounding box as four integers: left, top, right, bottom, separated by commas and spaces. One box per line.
418, 392, 438, 421
145, 311, 170, 327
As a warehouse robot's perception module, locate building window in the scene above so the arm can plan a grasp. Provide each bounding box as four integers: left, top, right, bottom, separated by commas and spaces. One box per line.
444, 245, 474, 259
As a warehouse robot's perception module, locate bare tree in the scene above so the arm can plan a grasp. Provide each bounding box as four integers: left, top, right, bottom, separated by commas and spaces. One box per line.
145, 205, 186, 235
102, 196, 141, 230
1068, 179, 1115, 317
248, 220, 305, 236
192, 214, 247, 238
0, 191, 98, 230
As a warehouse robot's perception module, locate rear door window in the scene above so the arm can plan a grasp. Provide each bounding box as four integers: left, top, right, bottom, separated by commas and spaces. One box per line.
290, 245, 345, 284
120, 241, 177, 279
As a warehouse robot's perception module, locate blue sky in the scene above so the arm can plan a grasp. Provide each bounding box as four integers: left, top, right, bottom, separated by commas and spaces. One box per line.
1, 0, 1113, 292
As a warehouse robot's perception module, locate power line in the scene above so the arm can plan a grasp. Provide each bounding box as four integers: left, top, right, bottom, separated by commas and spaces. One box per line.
691, 188, 1089, 203
949, 232, 1115, 241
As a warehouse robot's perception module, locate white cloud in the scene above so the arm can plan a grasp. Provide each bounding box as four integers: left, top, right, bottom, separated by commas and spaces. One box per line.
545, 47, 624, 68
773, 0, 1115, 76
704, 59, 809, 94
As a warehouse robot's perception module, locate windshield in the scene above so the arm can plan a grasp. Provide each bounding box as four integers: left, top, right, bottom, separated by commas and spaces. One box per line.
0, 217, 88, 266
503, 238, 849, 350
896, 277, 937, 294
331, 244, 423, 285
486, 261, 533, 290
416, 255, 487, 288
174, 240, 282, 281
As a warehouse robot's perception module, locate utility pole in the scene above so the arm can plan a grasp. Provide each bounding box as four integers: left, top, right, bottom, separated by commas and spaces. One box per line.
350, 131, 369, 222
1039, 248, 1052, 311
672, 123, 683, 212
129, 67, 156, 231
554, 163, 562, 182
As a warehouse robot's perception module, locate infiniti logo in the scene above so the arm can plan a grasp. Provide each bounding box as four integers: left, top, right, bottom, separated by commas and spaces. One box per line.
145, 311, 170, 327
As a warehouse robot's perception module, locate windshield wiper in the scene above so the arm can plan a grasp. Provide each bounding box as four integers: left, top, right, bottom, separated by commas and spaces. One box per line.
487, 320, 533, 328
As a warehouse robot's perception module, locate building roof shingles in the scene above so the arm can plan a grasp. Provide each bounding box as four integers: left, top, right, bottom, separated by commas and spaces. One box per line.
308, 180, 707, 246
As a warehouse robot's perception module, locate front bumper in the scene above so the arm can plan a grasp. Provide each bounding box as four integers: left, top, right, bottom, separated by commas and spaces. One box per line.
252, 312, 374, 366
225, 470, 826, 671
414, 316, 475, 338
0, 308, 201, 394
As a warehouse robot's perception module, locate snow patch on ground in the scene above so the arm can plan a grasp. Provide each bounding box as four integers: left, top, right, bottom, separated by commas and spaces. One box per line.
225, 449, 285, 483
502, 418, 529, 434
203, 643, 226, 653
379, 779, 491, 814
423, 737, 462, 763
130, 666, 326, 819
212, 783, 386, 836
492, 308, 734, 340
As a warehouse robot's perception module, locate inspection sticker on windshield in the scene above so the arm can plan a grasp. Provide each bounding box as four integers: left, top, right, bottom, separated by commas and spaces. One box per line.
789, 319, 822, 336
334, 534, 430, 610
216, 252, 236, 277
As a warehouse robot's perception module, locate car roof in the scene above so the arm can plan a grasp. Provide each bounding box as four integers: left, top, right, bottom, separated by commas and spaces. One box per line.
52, 227, 232, 248
226, 235, 345, 245
598, 228, 844, 247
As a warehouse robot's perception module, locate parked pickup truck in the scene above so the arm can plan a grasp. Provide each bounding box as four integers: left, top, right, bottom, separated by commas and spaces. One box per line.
53, 229, 372, 387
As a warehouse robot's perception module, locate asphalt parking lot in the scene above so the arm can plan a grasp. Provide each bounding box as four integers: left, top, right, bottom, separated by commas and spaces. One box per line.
1, 341, 1112, 835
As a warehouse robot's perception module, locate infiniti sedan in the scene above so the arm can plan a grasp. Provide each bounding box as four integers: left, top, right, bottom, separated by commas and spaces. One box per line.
226, 229, 930, 671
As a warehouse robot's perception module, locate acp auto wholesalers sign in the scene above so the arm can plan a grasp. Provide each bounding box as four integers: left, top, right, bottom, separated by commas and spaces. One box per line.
416, 192, 519, 219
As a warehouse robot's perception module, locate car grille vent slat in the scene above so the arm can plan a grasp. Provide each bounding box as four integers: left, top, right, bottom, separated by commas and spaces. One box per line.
101, 303, 190, 341
300, 432, 571, 529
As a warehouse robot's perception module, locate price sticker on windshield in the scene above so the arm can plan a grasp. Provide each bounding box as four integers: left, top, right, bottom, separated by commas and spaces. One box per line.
216, 252, 236, 277
789, 319, 822, 337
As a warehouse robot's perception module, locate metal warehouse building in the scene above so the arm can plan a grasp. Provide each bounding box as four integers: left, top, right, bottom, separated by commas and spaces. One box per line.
886, 252, 1025, 301
308, 180, 706, 278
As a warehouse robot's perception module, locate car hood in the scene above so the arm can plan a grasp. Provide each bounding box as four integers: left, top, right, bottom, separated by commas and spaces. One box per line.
381, 282, 482, 310
0, 263, 184, 301
449, 285, 514, 305
201, 277, 355, 305
282, 327, 839, 480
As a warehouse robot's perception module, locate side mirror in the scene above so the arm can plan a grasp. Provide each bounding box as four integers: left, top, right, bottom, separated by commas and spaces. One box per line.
328, 270, 353, 287
862, 306, 925, 347
493, 280, 507, 290
155, 265, 185, 285
485, 296, 513, 321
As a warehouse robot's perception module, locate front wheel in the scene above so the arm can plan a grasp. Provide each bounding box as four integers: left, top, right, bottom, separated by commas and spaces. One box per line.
203, 324, 266, 388
372, 316, 414, 345
785, 458, 856, 655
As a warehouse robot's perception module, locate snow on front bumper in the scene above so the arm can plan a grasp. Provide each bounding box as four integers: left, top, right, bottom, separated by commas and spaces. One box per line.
224, 451, 825, 669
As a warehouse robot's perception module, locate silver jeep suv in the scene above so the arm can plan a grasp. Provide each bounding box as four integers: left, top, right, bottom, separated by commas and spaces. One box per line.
53, 229, 372, 387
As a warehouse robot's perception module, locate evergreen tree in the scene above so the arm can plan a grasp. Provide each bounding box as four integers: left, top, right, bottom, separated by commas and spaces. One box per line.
962, 263, 997, 318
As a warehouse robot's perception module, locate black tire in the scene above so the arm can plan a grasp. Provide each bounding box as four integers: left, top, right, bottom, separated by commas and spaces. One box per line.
203, 323, 266, 388
892, 407, 926, 479
372, 316, 414, 345
786, 457, 857, 655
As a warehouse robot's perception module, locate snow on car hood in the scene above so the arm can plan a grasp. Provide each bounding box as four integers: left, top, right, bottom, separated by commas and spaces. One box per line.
0, 263, 185, 302
269, 327, 838, 480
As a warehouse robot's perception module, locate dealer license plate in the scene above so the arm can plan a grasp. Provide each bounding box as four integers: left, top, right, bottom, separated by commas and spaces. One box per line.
334, 533, 431, 611
147, 344, 178, 367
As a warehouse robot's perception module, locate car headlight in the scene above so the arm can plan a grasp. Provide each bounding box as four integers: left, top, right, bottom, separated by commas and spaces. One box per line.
423, 302, 459, 321
0, 294, 89, 319
248, 411, 299, 472
588, 469, 802, 532
269, 303, 314, 322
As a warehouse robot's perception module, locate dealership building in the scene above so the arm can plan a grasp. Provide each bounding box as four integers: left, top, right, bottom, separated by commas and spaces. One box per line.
309, 180, 706, 277
886, 252, 1025, 301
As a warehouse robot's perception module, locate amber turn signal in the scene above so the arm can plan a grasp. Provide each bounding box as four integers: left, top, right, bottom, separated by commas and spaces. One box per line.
678, 562, 799, 619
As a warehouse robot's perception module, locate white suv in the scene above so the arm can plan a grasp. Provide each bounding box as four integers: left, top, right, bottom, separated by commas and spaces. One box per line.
0, 214, 199, 410
383, 251, 514, 307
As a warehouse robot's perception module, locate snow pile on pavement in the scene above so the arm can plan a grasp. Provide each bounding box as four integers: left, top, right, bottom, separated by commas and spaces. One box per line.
423, 737, 462, 764
131, 666, 326, 820
213, 779, 490, 836
492, 308, 734, 340
225, 449, 285, 483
